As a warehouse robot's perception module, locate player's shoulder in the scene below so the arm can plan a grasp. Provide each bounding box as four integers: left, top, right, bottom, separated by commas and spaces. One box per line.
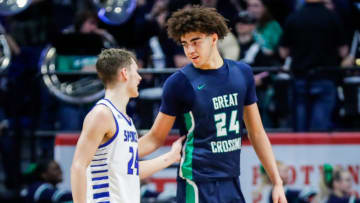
168, 69, 187, 80
81, 104, 115, 135
225, 59, 253, 73
85, 104, 113, 125
164, 67, 189, 87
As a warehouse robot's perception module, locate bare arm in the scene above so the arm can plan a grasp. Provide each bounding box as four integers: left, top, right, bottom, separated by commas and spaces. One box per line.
71, 106, 114, 203
139, 136, 184, 179
243, 103, 287, 203
138, 112, 176, 158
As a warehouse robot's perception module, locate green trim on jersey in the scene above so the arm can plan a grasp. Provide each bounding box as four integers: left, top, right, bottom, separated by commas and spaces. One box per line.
180, 112, 195, 180
186, 179, 199, 203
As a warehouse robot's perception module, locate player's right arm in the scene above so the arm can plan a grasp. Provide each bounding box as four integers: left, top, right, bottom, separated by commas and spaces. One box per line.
139, 136, 184, 179
139, 71, 188, 158
71, 106, 114, 203
138, 112, 176, 158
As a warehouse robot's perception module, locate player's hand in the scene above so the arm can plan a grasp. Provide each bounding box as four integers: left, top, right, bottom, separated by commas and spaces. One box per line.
272, 184, 287, 203
170, 136, 185, 163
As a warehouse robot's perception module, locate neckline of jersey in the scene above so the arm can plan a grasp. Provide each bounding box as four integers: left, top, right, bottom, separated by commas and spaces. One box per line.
191, 59, 228, 74
103, 98, 132, 126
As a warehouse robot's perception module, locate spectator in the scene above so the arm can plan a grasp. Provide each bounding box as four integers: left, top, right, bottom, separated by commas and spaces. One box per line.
63, 10, 117, 48
4, 0, 57, 190
200, 0, 238, 27
246, 0, 285, 128
247, 0, 283, 56
327, 167, 360, 203
54, 10, 116, 131
233, 11, 282, 127
20, 160, 72, 203
260, 0, 298, 27
254, 161, 316, 203
279, 0, 348, 131
315, 164, 334, 203
315, 164, 360, 203
234, 11, 280, 67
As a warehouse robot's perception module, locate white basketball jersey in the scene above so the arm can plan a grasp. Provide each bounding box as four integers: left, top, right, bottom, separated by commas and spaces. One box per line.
86, 98, 140, 203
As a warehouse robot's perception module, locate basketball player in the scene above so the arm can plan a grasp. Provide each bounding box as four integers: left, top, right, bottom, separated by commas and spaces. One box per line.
71, 48, 184, 203
138, 6, 287, 203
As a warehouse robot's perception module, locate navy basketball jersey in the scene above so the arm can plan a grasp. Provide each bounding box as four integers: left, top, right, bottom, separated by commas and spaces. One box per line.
160, 59, 257, 181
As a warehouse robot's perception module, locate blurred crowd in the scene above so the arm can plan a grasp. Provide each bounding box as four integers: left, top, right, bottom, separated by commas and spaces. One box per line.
0, 0, 360, 202
254, 161, 360, 203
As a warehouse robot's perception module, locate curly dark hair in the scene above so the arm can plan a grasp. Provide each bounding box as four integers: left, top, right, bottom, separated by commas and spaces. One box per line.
96, 48, 136, 87
166, 5, 230, 44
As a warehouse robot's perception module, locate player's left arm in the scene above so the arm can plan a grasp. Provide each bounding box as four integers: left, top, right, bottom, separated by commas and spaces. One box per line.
243, 103, 287, 203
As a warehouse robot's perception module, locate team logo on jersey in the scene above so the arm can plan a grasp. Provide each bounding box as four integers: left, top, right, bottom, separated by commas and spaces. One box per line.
197, 84, 206, 90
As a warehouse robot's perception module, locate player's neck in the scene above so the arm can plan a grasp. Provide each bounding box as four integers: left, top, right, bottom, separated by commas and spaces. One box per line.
197, 49, 223, 70
104, 87, 129, 115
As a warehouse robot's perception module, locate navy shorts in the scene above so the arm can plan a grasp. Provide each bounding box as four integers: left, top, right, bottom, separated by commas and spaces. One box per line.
176, 177, 246, 203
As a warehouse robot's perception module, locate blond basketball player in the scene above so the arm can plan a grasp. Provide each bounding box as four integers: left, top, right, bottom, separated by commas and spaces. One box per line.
71, 48, 184, 203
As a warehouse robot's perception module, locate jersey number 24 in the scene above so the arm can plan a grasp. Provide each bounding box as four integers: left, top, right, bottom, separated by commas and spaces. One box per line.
214, 110, 239, 137
127, 146, 139, 175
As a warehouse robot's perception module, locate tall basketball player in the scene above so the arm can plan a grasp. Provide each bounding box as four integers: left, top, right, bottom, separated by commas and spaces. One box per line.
71, 48, 184, 203
138, 6, 287, 203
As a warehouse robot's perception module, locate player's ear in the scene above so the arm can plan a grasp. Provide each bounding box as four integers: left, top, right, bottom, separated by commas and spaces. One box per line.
119, 67, 128, 81
211, 33, 218, 46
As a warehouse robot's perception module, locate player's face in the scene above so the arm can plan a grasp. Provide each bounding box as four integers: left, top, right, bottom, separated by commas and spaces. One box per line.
127, 59, 142, 98
180, 32, 216, 68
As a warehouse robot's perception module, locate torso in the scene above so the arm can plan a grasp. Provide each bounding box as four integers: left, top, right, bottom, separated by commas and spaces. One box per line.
160, 59, 257, 181
86, 98, 140, 203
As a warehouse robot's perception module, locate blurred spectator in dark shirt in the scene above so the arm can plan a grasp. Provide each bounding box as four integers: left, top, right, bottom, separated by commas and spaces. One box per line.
326, 167, 360, 203
315, 165, 360, 203
261, 0, 298, 27
201, 0, 238, 27
21, 160, 72, 203
279, 0, 348, 132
